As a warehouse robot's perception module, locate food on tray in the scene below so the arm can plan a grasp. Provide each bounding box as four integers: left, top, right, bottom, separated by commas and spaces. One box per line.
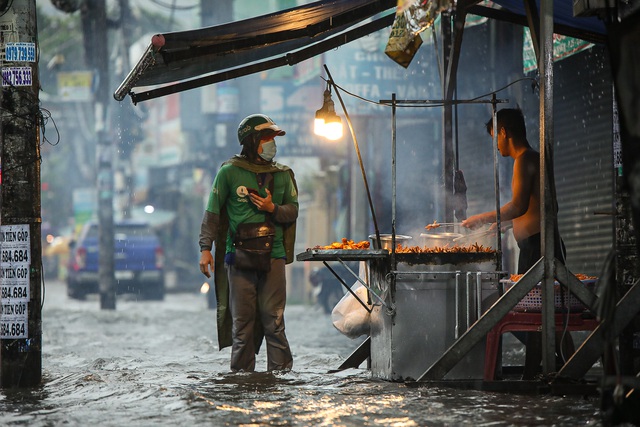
312, 238, 371, 250
395, 243, 496, 253
509, 273, 597, 282
425, 220, 440, 230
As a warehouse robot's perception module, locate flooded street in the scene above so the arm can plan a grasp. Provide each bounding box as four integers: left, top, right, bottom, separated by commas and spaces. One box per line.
0, 279, 602, 426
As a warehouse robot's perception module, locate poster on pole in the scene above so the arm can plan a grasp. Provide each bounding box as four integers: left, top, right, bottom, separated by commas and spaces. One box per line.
0, 224, 30, 339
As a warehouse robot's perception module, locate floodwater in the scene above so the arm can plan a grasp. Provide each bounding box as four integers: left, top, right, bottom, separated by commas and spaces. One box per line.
0, 279, 602, 426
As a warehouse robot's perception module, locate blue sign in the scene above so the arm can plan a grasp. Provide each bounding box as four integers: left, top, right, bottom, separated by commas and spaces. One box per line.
5, 42, 36, 62
2, 67, 32, 87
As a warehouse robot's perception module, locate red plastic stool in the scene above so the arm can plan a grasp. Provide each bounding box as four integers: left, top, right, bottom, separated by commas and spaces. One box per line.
483, 311, 599, 381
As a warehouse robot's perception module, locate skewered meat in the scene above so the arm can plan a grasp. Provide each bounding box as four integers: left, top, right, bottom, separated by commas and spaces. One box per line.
312, 237, 371, 250
395, 243, 495, 253
425, 220, 440, 230
509, 273, 597, 282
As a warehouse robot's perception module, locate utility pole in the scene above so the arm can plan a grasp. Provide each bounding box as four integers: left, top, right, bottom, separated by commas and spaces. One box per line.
81, 0, 115, 309
116, 0, 136, 220
0, 0, 42, 387
201, 1, 233, 310
96, 0, 115, 310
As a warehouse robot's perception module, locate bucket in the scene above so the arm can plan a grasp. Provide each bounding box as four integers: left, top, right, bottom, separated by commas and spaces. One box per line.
369, 234, 412, 250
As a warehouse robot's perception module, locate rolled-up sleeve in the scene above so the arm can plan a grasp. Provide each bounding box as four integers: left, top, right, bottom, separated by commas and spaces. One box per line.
199, 210, 220, 251
272, 171, 298, 223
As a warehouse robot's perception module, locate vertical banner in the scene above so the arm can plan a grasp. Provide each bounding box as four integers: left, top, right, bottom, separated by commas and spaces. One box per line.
0, 224, 30, 339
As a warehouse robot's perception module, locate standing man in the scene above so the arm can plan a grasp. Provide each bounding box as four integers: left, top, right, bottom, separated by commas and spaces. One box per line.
199, 114, 298, 372
462, 108, 568, 379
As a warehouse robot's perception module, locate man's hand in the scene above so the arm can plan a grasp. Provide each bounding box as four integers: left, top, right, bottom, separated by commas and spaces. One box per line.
199, 250, 214, 278
249, 188, 275, 213
488, 221, 513, 233
461, 214, 485, 230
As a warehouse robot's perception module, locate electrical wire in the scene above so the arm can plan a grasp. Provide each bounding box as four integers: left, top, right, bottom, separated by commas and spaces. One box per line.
468, 77, 539, 101
39, 107, 61, 147
0, 86, 60, 172
324, 76, 538, 109
147, 0, 198, 11
0, 0, 13, 17
40, 259, 46, 310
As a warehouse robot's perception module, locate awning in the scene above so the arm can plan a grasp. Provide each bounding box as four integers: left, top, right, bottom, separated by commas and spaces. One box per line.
114, 0, 608, 104
469, 0, 606, 43
114, 0, 397, 104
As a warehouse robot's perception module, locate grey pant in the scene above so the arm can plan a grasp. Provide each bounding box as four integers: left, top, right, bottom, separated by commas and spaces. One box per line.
226, 258, 293, 372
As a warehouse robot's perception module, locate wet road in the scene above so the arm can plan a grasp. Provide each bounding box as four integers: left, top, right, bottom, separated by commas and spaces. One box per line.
0, 279, 602, 426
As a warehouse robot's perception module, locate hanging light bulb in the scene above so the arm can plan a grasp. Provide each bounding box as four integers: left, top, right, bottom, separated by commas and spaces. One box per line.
323, 113, 343, 141
313, 84, 343, 140
314, 103, 327, 136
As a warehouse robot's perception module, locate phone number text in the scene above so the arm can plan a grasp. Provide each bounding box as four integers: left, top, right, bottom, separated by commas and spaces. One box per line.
1, 321, 27, 338
5, 42, 36, 62
2, 67, 32, 87
1, 249, 29, 263
1, 285, 28, 300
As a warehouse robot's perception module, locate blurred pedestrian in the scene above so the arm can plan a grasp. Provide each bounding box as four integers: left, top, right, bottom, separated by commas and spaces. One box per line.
199, 114, 299, 372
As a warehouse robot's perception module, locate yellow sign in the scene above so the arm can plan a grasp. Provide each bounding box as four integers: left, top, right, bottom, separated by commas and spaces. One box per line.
57, 71, 93, 102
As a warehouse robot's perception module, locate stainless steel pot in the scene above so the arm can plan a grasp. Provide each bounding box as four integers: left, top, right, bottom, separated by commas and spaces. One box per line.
420, 232, 463, 247
369, 234, 412, 250
452, 229, 497, 248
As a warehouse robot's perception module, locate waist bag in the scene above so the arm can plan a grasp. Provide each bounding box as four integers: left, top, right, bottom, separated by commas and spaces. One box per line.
234, 221, 275, 272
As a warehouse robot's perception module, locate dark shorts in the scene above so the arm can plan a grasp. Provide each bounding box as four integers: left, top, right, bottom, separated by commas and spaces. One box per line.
517, 232, 566, 274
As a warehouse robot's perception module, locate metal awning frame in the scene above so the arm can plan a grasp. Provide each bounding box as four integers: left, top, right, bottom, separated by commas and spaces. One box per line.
118, 14, 395, 104
115, 0, 608, 105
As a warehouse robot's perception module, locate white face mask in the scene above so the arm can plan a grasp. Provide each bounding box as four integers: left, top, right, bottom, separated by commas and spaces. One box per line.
259, 140, 277, 161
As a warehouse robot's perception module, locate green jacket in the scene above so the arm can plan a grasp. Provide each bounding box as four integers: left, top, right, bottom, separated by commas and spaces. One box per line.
214, 155, 298, 350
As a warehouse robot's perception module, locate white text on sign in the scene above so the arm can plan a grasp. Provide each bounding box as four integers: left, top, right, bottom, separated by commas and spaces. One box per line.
2, 67, 32, 87
4, 42, 36, 62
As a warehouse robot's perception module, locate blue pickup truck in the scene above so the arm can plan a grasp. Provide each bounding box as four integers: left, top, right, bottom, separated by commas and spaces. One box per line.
66, 220, 165, 300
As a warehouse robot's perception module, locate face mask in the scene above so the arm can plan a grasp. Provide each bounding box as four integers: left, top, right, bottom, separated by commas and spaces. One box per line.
259, 140, 277, 161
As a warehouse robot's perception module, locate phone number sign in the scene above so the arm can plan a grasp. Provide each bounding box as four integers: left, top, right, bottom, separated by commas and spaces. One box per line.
0, 224, 30, 339
2, 66, 32, 87
5, 42, 36, 62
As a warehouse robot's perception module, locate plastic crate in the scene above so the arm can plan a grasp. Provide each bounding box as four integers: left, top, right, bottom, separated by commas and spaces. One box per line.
501, 279, 596, 312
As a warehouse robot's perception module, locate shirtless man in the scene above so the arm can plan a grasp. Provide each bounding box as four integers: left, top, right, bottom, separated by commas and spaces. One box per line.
462, 108, 568, 379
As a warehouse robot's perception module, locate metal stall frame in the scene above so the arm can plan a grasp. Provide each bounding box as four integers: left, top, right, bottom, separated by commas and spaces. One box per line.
389, 269, 506, 339
407, 1, 607, 383
376, 95, 517, 382
378, 95, 508, 275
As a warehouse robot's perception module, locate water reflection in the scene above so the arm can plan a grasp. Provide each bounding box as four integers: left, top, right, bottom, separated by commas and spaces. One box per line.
0, 280, 601, 426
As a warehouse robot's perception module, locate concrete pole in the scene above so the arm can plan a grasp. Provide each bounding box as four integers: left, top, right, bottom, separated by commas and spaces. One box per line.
81, 0, 115, 309
0, 0, 42, 387
202, 0, 233, 310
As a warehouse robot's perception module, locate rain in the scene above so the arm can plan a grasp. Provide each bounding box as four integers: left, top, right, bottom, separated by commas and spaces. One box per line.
0, 0, 635, 425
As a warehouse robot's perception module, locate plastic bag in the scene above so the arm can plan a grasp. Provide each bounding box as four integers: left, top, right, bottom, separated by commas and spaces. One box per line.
384, 13, 423, 68
331, 283, 372, 339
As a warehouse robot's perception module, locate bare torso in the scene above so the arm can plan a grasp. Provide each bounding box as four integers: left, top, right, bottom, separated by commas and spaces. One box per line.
510, 149, 540, 242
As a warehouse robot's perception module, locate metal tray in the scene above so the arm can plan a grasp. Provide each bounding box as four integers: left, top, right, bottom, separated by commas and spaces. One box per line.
296, 249, 389, 261
395, 251, 498, 266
